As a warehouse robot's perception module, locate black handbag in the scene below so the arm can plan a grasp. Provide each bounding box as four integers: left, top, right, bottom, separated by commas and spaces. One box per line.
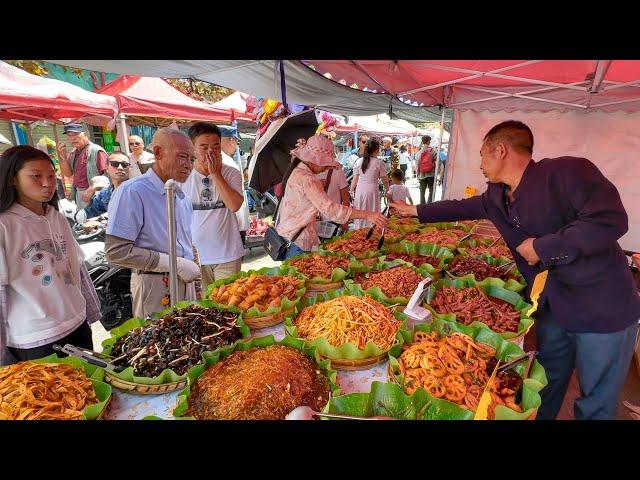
263, 181, 303, 261
263, 226, 303, 261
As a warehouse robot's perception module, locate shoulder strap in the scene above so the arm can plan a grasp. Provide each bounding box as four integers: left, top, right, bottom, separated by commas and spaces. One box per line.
323, 168, 334, 193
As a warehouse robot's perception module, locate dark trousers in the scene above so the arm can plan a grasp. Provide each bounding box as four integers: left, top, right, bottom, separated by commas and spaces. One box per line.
419, 176, 435, 204
8, 321, 93, 362
536, 319, 638, 420
399, 164, 408, 180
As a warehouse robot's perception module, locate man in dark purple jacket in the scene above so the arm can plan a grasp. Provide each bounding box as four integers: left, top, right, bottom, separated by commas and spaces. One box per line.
392, 120, 640, 420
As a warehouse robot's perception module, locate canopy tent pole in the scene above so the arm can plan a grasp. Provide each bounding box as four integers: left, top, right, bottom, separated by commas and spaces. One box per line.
119, 113, 131, 156
165, 180, 180, 305
279, 60, 288, 109
52, 125, 68, 197
26, 122, 34, 146
434, 106, 446, 201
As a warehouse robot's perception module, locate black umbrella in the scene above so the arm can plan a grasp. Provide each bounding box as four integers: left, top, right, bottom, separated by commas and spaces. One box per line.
248, 109, 319, 193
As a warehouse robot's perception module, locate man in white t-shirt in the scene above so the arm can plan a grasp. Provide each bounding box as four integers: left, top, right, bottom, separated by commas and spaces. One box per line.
182, 123, 245, 288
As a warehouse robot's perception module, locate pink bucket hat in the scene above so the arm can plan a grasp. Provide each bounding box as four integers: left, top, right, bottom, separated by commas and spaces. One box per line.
290, 134, 340, 168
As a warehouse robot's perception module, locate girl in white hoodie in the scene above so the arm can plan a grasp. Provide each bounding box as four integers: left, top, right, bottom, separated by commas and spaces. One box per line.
0, 146, 100, 365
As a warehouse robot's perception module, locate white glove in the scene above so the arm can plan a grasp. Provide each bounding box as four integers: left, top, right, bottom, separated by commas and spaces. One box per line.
153, 253, 200, 283
74, 209, 87, 224
176, 257, 201, 283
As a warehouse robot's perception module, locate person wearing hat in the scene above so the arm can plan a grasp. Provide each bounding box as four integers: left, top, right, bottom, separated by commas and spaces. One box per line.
381, 137, 393, 158
56, 123, 108, 210
219, 125, 251, 246
275, 133, 387, 259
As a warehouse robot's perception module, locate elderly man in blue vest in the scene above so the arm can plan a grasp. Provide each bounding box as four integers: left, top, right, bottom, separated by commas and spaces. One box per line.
56, 123, 108, 210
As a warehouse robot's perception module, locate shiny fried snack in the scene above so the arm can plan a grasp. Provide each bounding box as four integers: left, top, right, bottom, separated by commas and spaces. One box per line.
355, 265, 425, 299
289, 254, 350, 280
294, 295, 401, 350
430, 286, 521, 333
209, 274, 303, 312
186, 345, 331, 420
0, 362, 98, 420
397, 331, 522, 419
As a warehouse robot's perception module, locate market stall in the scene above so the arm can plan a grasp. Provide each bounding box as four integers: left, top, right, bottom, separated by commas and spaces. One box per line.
1, 217, 546, 421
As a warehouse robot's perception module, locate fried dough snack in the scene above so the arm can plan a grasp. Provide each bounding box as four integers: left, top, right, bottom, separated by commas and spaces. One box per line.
289, 254, 350, 280
355, 265, 425, 299
294, 295, 401, 350
430, 286, 521, 333
397, 331, 522, 419
209, 274, 303, 312
186, 345, 331, 420
0, 362, 98, 420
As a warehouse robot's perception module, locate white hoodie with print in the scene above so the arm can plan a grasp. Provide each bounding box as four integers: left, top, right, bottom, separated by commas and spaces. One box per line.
0, 203, 86, 349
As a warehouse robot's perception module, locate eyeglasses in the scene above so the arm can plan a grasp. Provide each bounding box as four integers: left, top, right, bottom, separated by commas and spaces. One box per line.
128, 142, 142, 146
201, 176, 211, 201
360, 140, 367, 144
109, 161, 130, 169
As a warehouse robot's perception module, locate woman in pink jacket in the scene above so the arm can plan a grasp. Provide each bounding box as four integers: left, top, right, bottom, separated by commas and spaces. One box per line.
275, 134, 387, 260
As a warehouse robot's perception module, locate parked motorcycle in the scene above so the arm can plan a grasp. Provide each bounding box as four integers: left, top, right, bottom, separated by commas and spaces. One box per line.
74, 216, 132, 331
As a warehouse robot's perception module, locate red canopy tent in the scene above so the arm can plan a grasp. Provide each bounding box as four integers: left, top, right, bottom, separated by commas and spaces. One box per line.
96, 75, 253, 122
0, 61, 117, 123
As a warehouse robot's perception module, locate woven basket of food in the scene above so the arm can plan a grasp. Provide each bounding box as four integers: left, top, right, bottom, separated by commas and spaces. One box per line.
382, 317, 547, 420
424, 277, 534, 343
100, 301, 249, 394
345, 258, 432, 307
402, 228, 469, 251
0, 354, 112, 420
457, 238, 514, 262
173, 335, 339, 420
387, 216, 422, 234
320, 228, 399, 260
444, 254, 527, 293
206, 266, 306, 329
284, 251, 352, 294
380, 241, 454, 279
285, 288, 407, 371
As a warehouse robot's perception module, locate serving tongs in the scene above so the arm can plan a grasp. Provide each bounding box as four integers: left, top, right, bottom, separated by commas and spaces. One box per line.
497, 350, 537, 403
488, 235, 504, 248
53, 344, 125, 372
497, 260, 516, 273
286, 405, 395, 421
376, 205, 392, 250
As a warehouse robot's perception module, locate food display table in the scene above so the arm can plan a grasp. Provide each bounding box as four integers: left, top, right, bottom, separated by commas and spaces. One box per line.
104, 323, 389, 420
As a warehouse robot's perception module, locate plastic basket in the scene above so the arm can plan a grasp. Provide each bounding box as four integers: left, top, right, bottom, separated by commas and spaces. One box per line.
317, 221, 339, 239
